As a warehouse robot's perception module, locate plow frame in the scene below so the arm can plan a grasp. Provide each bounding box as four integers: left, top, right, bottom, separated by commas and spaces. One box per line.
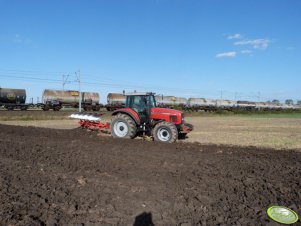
79, 120, 110, 133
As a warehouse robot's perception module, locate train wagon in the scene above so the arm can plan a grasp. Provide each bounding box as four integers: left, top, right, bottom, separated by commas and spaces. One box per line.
155, 95, 175, 106
187, 98, 218, 111
42, 89, 101, 111
216, 100, 237, 110
105, 93, 126, 111
174, 97, 188, 109
155, 95, 180, 108
0, 88, 28, 110
236, 101, 257, 110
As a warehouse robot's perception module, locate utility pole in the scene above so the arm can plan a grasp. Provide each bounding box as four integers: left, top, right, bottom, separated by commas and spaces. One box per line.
62, 74, 70, 91
75, 70, 81, 112
234, 92, 239, 100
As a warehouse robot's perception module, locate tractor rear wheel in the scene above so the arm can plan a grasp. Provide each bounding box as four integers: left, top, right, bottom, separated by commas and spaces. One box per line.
110, 114, 137, 139
153, 121, 178, 143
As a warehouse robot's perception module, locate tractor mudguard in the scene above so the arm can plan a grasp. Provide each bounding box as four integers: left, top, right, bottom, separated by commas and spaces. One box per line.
112, 108, 140, 125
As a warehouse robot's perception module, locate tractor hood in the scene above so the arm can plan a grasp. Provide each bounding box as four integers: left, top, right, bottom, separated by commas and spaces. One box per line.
150, 107, 183, 125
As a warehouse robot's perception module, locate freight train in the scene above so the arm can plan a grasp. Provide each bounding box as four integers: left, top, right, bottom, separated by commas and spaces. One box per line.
0, 88, 102, 111
1, 87, 300, 112
105, 93, 301, 112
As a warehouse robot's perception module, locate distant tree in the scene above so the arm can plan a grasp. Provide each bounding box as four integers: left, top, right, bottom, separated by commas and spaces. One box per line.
285, 99, 294, 105
272, 99, 280, 104
297, 100, 301, 105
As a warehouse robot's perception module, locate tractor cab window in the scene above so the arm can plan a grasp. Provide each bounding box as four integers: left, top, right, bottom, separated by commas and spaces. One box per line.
126, 95, 156, 113
148, 95, 157, 108
126, 95, 147, 113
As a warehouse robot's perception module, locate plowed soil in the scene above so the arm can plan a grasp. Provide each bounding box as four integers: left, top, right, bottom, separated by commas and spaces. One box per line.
0, 124, 300, 226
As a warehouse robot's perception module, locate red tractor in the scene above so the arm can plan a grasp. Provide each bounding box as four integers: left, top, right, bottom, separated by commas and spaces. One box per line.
71, 92, 193, 143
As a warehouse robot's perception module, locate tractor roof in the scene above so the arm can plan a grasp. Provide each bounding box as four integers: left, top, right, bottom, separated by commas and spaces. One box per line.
125, 92, 155, 96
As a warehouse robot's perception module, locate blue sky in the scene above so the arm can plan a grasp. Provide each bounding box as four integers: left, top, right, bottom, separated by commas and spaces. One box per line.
0, 0, 300, 103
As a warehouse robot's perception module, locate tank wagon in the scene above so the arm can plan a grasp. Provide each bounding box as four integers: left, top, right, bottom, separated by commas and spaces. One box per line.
255, 102, 269, 110
155, 95, 175, 108
235, 101, 256, 110
42, 89, 101, 111
0, 88, 28, 110
105, 93, 126, 111
175, 97, 188, 109
187, 98, 206, 111
187, 98, 219, 111
155, 95, 187, 109
216, 100, 237, 110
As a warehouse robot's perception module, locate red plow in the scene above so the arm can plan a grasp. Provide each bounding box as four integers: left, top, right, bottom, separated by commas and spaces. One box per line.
70, 113, 110, 133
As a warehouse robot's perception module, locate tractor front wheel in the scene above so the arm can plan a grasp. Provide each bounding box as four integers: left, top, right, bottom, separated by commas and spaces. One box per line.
110, 114, 137, 139
153, 121, 178, 143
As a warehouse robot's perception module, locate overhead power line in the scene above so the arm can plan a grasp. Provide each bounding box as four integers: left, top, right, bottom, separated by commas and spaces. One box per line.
0, 74, 62, 83
0, 69, 299, 101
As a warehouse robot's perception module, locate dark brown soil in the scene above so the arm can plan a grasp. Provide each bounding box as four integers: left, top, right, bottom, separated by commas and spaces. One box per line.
0, 124, 300, 226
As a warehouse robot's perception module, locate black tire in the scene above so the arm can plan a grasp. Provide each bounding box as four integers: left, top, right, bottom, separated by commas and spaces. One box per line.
42, 105, 50, 111
93, 106, 101, 111
153, 121, 178, 143
53, 106, 61, 111
110, 114, 137, 139
6, 106, 14, 111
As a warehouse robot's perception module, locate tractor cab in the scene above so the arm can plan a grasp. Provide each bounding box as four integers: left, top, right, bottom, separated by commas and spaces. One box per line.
125, 92, 156, 123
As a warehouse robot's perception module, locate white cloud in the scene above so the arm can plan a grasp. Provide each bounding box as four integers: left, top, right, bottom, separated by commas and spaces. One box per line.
216, 51, 237, 58
240, 50, 252, 54
234, 39, 270, 50
227, 33, 242, 40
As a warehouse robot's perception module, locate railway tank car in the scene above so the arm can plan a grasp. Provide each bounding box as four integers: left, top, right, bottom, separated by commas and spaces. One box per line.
236, 101, 256, 110
155, 95, 175, 107
187, 98, 218, 111
42, 89, 101, 111
187, 98, 206, 111
0, 88, 28, 110
216, 100, 237, 110
82, 92, 101, 110
106, 93, 126, 111
174, 97, 188, 108
155, 95, 187, 109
